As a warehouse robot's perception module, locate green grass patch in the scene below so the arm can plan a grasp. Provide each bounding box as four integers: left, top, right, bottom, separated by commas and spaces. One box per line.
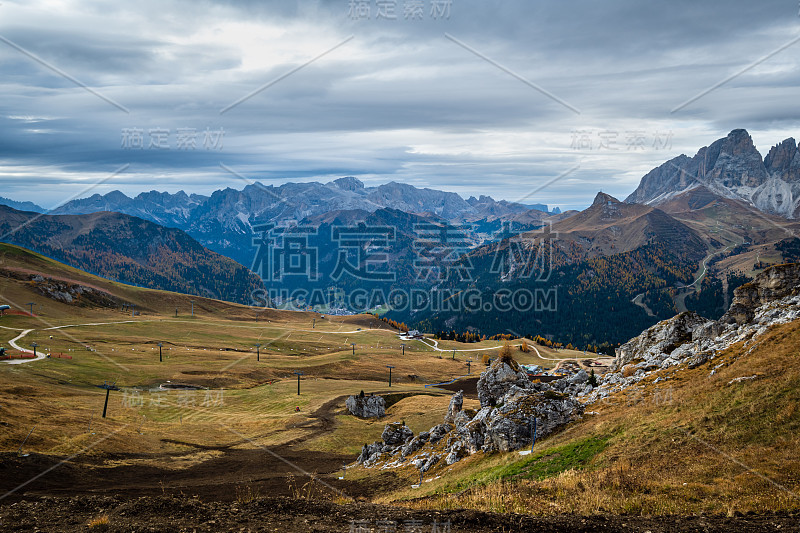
500, 435, 610, 481
438, 434, 611, 494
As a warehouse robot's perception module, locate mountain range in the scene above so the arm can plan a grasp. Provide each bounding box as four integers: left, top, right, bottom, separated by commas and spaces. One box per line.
626, 129, 800, 218
52, 178, 558, 226
394, 129, 800, 345
46, 177, 559, 269
4, 128, 800, 347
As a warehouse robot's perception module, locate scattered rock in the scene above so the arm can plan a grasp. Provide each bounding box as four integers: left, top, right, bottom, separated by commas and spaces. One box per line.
401, 432, 429, 458
568, 369, 589, 385
728, 375, 758, 385
444, 390, 463, 423
358, 364, 584, 470
428, 423, 452, 444
380, 423, 413, 446
345, 394, 385, 418
452, 410, 471, 428
421, 454, 440, 472
585, 263, 800, 405
721, 263, 800, 325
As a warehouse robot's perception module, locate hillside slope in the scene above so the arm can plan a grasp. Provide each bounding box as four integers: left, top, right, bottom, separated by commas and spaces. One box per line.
387, 263, 800, 516
0, 206, 263, 305
405, 193, 707, 347
0, 242, 269, 320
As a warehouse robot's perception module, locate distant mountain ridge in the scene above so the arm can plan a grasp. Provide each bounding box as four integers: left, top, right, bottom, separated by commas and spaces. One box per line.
52, 189, 209, 228
52, 178, 558, 230
626, 129, 800, 218
48, 178, 558, 270
405, 188, 709, 349
0, 196, 44, 213
544, 191, 705, 259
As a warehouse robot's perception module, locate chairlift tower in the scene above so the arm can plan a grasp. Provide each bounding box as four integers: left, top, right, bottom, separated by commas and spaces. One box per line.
96, 381, 120, 418
294, 371, 304, 395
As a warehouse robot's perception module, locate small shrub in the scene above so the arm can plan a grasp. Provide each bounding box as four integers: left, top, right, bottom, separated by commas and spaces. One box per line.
499, 344, 521, 370
88, 515, 110, 530
236, 482, 261, 503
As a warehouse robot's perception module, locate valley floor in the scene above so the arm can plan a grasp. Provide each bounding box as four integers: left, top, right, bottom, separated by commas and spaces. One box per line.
2, 245, 800, 531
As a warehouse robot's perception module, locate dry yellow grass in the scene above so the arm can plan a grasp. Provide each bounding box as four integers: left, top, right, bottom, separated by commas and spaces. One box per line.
87, 514, 110, 529
383, 320, 800, 516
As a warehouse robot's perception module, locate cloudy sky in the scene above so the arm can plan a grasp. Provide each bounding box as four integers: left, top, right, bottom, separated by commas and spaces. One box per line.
1, 0, 799, 211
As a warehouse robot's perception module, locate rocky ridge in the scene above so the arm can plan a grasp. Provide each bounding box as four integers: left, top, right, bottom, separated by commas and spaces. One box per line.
586, 263, 800, 403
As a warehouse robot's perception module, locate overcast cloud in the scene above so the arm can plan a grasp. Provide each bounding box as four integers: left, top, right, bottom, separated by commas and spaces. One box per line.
1, 0, 799, 210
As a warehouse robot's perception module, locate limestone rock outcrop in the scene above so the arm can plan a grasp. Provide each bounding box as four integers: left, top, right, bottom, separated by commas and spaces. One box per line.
345, 393, 386, 418
357, 359, 584, 470
477, 356, 531, 407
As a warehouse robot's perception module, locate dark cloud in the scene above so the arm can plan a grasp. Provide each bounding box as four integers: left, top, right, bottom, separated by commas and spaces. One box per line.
1, 0, 799, 209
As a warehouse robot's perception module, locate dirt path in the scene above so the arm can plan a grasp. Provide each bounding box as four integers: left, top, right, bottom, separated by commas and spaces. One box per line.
1, 320, 141, 365
631, 292, 656, 317
2, 329, 42, 364
416, 337, 508, 353
0, 393, 404, 504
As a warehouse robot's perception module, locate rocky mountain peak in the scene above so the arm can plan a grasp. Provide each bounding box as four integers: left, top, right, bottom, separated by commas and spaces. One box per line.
592, 192, 621, 207
104, 190, 132, 203
707, 128, 757, 160
698, 128, 765, 189
466, 195, 495, 206
626, 129, 800, 218
764, 138, 799, 175
725, 128, 754, 145
332, 176, 365, 191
